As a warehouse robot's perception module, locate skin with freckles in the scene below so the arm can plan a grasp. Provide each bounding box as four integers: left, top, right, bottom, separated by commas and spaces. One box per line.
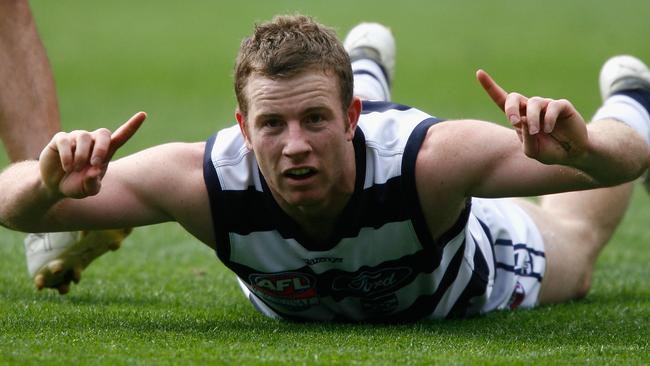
236, 69, 362, 238
476, 70, 588, 163
39, 112, 147, 200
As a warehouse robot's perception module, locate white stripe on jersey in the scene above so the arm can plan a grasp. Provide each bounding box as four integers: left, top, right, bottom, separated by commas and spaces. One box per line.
352, 59, 391, 101
203, 102, 519, 321
284, 228, 471, 321
230, 220, 422, 273
359, 107, 432, 188
432, 233, 480, 318
209, 125, 257, 191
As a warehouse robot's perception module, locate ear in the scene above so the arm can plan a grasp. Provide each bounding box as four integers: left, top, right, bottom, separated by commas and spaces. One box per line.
345, 96, 362, 141
235, 108, 253, 149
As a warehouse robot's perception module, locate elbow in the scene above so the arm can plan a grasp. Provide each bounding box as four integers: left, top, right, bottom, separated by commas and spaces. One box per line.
589, 155, 650, 188
615, 157, 649, 185
0, 203, 52, 233
0, 200, 20, 231
0, 213, 26, 232
0, 208, 33, 232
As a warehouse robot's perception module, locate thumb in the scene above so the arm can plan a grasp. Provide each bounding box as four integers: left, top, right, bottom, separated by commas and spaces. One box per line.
82, 175, 102, 196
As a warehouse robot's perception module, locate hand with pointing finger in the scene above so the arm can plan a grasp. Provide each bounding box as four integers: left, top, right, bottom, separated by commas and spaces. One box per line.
476, 70, 589, 165
38, 112, 146, 199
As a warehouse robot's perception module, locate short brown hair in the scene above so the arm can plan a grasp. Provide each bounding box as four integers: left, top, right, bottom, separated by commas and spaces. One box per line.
234, 14, 353, 116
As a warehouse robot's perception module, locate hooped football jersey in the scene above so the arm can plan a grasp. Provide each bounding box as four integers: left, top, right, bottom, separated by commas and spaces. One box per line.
203, 101, 495, 322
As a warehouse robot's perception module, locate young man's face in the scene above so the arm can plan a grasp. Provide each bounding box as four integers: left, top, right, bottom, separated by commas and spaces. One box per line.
237, 69, 361, 214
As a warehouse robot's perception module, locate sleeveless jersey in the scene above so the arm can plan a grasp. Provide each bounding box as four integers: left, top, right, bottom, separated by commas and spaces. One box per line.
203, 101, 496, 322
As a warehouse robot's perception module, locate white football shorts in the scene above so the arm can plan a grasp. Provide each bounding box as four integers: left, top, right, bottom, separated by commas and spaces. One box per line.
471, 198, 546, 313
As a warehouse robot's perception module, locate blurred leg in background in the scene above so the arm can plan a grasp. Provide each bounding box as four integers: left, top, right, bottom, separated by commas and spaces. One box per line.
0, 0, 131, 295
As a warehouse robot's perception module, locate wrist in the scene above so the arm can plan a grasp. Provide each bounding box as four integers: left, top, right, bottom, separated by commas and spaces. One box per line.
39, 179, 65, 202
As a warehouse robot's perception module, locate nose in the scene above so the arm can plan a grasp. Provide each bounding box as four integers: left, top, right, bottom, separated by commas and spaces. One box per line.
282, 122, 312, 159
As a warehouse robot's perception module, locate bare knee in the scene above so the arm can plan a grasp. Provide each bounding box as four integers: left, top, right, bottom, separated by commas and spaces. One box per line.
515, 201, 603, 304
552, 227, 596, 301
540, 264, 594, 304
538, 222, 597, 304
573, 270, 593, 300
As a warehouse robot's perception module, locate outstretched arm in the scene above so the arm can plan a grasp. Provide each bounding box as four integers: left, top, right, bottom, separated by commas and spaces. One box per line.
475, 70, 649, 186
416, 72, 649, 205
0, 112, 213, 246
0, 112, 145, 231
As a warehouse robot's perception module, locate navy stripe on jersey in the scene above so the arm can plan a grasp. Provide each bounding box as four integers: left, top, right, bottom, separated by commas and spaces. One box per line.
495, 263, 542, 281
513, 243, 545, 257
228, 244, 440, 301
401, 117, 468, 249
380, 242, 466, 322
203, 135, 231, 263
401, 118, 437, 250
477, 218, 495, 244
215, 117, 462, 255
495, 239, 545, 257
494, 238, 543, 281
203, 104, 488, 322
445, 236, 490, 318
477, 217, 498, 275
361, 100, 411, 113
219, 175, 412, 240
350, 58, 391, 87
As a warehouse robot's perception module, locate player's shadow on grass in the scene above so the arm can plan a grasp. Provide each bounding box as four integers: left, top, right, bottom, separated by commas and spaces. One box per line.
4, 293, 646, 353
4, 281, 647, 350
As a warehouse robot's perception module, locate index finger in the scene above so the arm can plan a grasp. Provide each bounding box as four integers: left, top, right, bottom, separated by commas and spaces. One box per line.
107, 111, 147, 160
476, 69, 508, 112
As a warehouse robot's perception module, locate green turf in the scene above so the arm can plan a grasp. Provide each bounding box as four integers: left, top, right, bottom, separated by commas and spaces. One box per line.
1, 0, 650, 364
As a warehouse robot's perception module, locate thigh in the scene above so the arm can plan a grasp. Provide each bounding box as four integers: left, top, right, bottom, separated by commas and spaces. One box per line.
510, 198, 594, 304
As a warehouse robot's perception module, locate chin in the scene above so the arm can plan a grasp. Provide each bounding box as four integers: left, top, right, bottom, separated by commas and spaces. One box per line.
283, 191, 326, 208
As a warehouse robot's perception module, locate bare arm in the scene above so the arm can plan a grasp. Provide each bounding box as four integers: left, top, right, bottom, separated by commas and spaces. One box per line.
0, 112, 146, 230
417, 72, 649, 206
0, 113, 214, 246
474, 70, 649, 190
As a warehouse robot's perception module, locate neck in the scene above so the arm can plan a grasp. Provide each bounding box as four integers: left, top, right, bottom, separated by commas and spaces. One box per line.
296, 215, 340, 246
282, 177, 354, 241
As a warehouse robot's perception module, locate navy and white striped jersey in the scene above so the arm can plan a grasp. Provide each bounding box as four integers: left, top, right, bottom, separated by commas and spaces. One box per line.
202, 101, 501, 322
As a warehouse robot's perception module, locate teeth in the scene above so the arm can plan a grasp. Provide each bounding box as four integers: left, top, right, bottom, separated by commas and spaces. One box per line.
288, 168, 311, 176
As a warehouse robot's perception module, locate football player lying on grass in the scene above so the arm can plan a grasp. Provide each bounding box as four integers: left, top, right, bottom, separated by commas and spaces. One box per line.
1, 15, 650, 322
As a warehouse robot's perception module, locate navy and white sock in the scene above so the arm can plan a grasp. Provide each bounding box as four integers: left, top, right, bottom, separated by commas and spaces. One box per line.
592, 89, 650, 145
352, 59, 391, 102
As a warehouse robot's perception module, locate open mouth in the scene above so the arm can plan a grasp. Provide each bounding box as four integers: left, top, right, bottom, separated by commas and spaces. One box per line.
284, 167, 317, 180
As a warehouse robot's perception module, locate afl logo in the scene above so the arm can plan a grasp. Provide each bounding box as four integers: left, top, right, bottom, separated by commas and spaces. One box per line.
249, 272, 317, 299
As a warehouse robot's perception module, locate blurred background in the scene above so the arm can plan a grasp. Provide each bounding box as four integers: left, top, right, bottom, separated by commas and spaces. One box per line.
0, 0, 648, 284
1, 2, 649, 362
2, 0, 649, 283
0, 0, 647, 272
11, 0, 648, 161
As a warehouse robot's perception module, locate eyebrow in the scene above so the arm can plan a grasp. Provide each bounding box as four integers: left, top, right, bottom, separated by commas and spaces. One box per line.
255, 106, 332, 122
255, 112, 282, 121
303, 106, 330, 115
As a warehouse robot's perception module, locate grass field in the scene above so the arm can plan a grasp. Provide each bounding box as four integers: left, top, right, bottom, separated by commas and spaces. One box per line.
1, 0, 650, 364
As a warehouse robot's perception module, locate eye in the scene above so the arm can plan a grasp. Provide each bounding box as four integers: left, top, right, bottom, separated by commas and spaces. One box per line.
263, 118, 283, 128
305, 113, 324, 124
